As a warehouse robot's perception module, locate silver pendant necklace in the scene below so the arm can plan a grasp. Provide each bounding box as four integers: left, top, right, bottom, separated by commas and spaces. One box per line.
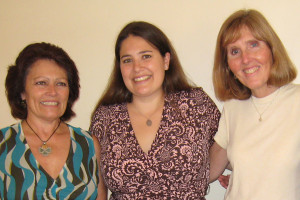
133, 100, 164, 127
250, 89, 280, 122
25, 120, 61, 156
146, 119, 152, 126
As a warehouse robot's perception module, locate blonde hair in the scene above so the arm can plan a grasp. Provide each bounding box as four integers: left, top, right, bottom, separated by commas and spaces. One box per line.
213, 9, 297, 101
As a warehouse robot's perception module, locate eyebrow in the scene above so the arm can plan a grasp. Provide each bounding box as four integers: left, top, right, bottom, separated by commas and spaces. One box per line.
33, 76, 68, 81
120, 50, 153, 59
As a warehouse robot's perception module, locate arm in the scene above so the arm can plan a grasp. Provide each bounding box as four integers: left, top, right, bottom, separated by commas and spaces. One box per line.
209, 142, 229, 183
93, 135, 108, 200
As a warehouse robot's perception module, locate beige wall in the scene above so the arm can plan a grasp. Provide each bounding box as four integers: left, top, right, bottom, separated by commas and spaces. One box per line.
1, 0, 299, 199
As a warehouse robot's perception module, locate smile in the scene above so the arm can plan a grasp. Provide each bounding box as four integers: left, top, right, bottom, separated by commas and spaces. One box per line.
134, 75, 151, 82
41, 102, 58, 106
244, 66, 259, 74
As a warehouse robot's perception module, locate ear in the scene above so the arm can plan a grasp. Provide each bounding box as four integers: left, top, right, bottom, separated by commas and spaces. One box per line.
164, 52, 170, 70
21, 92, 25, 100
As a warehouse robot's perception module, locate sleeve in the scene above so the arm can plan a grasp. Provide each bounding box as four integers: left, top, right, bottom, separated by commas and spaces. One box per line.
201, 89, 221, 147
213, 107, 228, 149
192, 88, 221, 147
89, 106, 107, 141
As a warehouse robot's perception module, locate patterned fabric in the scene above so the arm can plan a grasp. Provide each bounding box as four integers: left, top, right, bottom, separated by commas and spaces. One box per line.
90, 88, 220, 199
0, 122, 98, 200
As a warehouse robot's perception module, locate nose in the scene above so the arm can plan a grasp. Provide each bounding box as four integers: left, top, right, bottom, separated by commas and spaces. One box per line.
47, 84, 58, 96
241, 50, 250, 64
133, 60, 142, 72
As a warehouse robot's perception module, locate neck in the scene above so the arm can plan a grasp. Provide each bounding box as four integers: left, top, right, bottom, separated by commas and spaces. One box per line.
251, 85, 279, 98
130, 91, 165, 116
24, 117, 61, 137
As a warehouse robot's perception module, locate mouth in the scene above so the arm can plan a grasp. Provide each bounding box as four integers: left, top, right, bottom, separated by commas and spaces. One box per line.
41, 101, 58, 106
134, 75, 151, 82
244, 66, 259, 74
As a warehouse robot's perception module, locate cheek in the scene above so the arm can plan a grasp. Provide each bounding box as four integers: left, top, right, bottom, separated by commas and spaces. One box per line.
120, 67, 130, 79
65, 91, 70, 101
262, 53, 273, 67
227, 59, 240, 73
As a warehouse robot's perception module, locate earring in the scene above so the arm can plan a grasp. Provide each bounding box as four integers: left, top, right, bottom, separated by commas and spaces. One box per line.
21, 100, 27, 108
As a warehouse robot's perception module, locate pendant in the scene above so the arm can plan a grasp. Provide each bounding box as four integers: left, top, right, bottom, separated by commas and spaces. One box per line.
146, 119, 152, 126
39, 143, 51, 156
259, 116, 262, 122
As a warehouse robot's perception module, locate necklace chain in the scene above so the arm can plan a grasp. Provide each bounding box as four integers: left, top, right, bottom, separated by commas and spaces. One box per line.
25, 119, 61, 156
250, 89, 280, 122
133, 100, 164, 127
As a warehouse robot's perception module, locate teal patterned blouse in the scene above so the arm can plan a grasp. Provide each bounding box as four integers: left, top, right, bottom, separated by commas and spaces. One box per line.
0, 122, 98, 199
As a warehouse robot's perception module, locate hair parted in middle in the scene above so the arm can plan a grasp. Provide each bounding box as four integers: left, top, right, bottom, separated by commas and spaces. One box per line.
213, 9, 297, 101
94, 21, 194, 109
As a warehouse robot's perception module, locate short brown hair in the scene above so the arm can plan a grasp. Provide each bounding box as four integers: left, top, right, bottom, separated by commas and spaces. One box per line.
94, 21, 194, 109
5, 42, 80, 121
213, 9, 297, 101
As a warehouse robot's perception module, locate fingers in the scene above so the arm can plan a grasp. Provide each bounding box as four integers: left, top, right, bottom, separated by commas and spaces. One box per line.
218, 174, 230, 189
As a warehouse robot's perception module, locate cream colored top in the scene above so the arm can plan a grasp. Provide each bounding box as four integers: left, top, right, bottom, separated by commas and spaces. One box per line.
214, 84, 300, 200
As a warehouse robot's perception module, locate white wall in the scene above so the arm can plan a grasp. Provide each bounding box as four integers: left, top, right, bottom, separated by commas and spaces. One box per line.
1, 0, 299, 199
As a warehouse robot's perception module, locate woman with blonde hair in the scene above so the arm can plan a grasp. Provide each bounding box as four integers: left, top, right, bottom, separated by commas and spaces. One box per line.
209, 9, 299, 199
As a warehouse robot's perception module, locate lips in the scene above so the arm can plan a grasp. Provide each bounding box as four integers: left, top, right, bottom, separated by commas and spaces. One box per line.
134, 75, 151, 82
244, 66, 259, 74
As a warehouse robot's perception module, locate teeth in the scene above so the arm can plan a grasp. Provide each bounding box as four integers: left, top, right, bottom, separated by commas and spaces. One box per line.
244, 66, 259, 74
41, 102, 58, 106
134, 76, 150, 82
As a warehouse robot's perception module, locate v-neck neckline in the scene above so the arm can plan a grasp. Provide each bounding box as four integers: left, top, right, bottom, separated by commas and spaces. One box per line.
125, 100, 166, 157
19, 122, 72, 181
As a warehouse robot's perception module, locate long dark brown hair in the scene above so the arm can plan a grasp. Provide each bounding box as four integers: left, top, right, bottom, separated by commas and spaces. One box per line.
93, 21, 194, 112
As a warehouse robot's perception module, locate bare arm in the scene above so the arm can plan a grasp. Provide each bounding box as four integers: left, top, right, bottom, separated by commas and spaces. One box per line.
93, 135, 108, 200
209, 142, 229, 183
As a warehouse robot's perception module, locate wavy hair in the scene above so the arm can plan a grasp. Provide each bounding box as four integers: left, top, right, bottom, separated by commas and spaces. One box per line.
5, 42, 80, 121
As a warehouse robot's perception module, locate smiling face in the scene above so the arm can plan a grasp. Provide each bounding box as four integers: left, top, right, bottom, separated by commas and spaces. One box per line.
119, 35, 170, 99
226, 26, 275, 97
21, 59, 69, 122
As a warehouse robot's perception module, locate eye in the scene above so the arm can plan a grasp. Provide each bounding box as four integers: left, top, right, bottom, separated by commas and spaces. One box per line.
230, 48, 240, 55
122, 58, 132, 64
57, 81, 68, 87
142, 54, 152, 59
35, 81, 46, 85
250, 41, 259, 48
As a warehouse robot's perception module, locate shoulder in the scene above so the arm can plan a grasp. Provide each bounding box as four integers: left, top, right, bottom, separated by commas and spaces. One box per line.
167, 87, 210, 101
166, 88, 219, 113
0, 123, 21, 144
274, 83, 300, 103
281, 83, 300, 94
1, 123, 20, 134
67, 124, 92, 138
92, 103, 126, 119
90, 103, 127, 135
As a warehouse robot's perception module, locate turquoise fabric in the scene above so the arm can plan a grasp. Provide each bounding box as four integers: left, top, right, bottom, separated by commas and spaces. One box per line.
0, 122, 98, 200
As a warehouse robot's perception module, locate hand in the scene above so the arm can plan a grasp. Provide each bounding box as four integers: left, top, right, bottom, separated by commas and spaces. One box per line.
218, 174, 230, 189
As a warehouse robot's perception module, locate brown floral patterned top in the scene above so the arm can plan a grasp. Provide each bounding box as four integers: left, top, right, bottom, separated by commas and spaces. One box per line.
90, 88, 220, 200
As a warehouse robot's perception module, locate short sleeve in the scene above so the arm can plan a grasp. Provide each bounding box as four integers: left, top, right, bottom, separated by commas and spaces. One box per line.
89, 106, 108, 141
191, 88, 221, 147
214, 107, 228, 149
